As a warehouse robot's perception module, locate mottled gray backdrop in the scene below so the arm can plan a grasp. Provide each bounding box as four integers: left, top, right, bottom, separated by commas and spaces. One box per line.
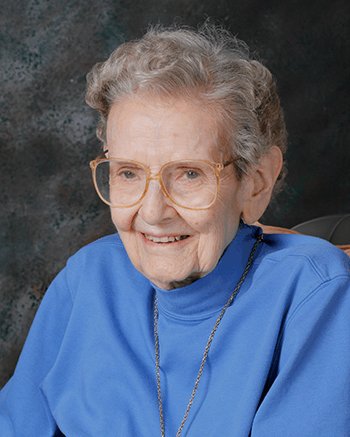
1, 0, 349, 388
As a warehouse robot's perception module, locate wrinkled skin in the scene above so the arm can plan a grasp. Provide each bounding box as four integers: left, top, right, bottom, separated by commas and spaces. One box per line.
106, 96, 282, 289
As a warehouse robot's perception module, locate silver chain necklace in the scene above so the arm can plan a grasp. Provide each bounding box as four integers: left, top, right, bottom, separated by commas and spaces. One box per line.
154, 233, 264, 437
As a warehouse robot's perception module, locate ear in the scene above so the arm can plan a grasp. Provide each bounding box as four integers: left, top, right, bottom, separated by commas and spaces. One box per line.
240, 146, 283, 225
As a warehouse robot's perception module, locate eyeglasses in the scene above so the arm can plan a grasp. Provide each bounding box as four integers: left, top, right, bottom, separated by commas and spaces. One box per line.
90, 150, 235, 210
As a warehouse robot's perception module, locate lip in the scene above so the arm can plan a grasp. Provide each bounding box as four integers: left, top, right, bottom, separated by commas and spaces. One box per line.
139, 232, 191, 245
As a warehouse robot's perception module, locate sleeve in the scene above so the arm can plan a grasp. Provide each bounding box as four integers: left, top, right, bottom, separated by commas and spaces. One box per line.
0, 267, 73, 437
252, 274, 350, 436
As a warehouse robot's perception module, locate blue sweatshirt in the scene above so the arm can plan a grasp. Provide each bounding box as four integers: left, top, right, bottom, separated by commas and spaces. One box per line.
0, 224, 350, 436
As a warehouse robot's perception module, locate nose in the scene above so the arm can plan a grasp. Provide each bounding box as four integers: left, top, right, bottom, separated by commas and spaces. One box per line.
138, 180, 177, 225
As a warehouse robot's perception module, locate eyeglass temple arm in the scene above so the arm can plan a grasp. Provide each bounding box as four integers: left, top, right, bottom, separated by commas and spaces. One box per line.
95, 149, 108, 160
223, 159, 236, 168
90, 150, 109, 171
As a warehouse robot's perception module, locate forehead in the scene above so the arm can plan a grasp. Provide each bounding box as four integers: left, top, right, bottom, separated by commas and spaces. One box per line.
106, 96, 227, 162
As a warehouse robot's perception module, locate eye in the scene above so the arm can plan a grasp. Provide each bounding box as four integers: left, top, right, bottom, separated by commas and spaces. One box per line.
185, 170, 200, 179
120, 170, 137, 180
112, 163, 144, 182
170, 165, 205, 184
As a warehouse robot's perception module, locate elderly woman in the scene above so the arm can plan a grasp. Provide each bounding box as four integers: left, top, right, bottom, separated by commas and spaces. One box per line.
0, 23, 349, 437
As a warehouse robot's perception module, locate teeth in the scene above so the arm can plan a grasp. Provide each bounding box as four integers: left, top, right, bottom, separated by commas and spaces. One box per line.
144, 234, 188, 243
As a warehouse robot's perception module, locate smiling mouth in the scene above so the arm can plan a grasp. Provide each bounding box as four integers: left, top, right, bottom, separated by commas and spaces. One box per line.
142, 234, 190, 243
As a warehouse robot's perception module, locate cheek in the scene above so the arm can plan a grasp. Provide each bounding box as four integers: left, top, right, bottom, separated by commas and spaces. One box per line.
195, 199, 241, 249
110, 208, 136, 231
182, 209, 214, 231
184, 211, 225, 242
190, 218, 205, 228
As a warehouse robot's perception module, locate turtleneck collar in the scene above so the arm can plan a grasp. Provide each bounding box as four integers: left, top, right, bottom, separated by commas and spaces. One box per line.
152, 223, 262, 319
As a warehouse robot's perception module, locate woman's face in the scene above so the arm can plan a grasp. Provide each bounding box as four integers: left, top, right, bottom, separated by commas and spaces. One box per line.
106, 96, 249, 289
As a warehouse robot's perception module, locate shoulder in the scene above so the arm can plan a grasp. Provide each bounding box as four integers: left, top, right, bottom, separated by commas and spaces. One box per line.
61, 233, 147, 297
66, 233, 126, 267
246, 231, 350, 326
72, 232, 125, 253
256, 231, 350, 284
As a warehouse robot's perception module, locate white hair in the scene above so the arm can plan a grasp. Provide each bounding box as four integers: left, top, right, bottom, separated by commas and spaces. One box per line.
86, 22, 287, 191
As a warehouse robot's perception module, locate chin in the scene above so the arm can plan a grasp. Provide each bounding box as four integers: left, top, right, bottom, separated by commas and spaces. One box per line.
145, 266, 205, 290
167, 272, 204, 289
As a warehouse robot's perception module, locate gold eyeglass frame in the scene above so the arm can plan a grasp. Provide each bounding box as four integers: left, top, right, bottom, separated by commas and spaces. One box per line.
90, 150, 235, 210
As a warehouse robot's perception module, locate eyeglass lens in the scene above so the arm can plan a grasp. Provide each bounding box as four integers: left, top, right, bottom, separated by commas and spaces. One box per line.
94, 160, 218, 208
